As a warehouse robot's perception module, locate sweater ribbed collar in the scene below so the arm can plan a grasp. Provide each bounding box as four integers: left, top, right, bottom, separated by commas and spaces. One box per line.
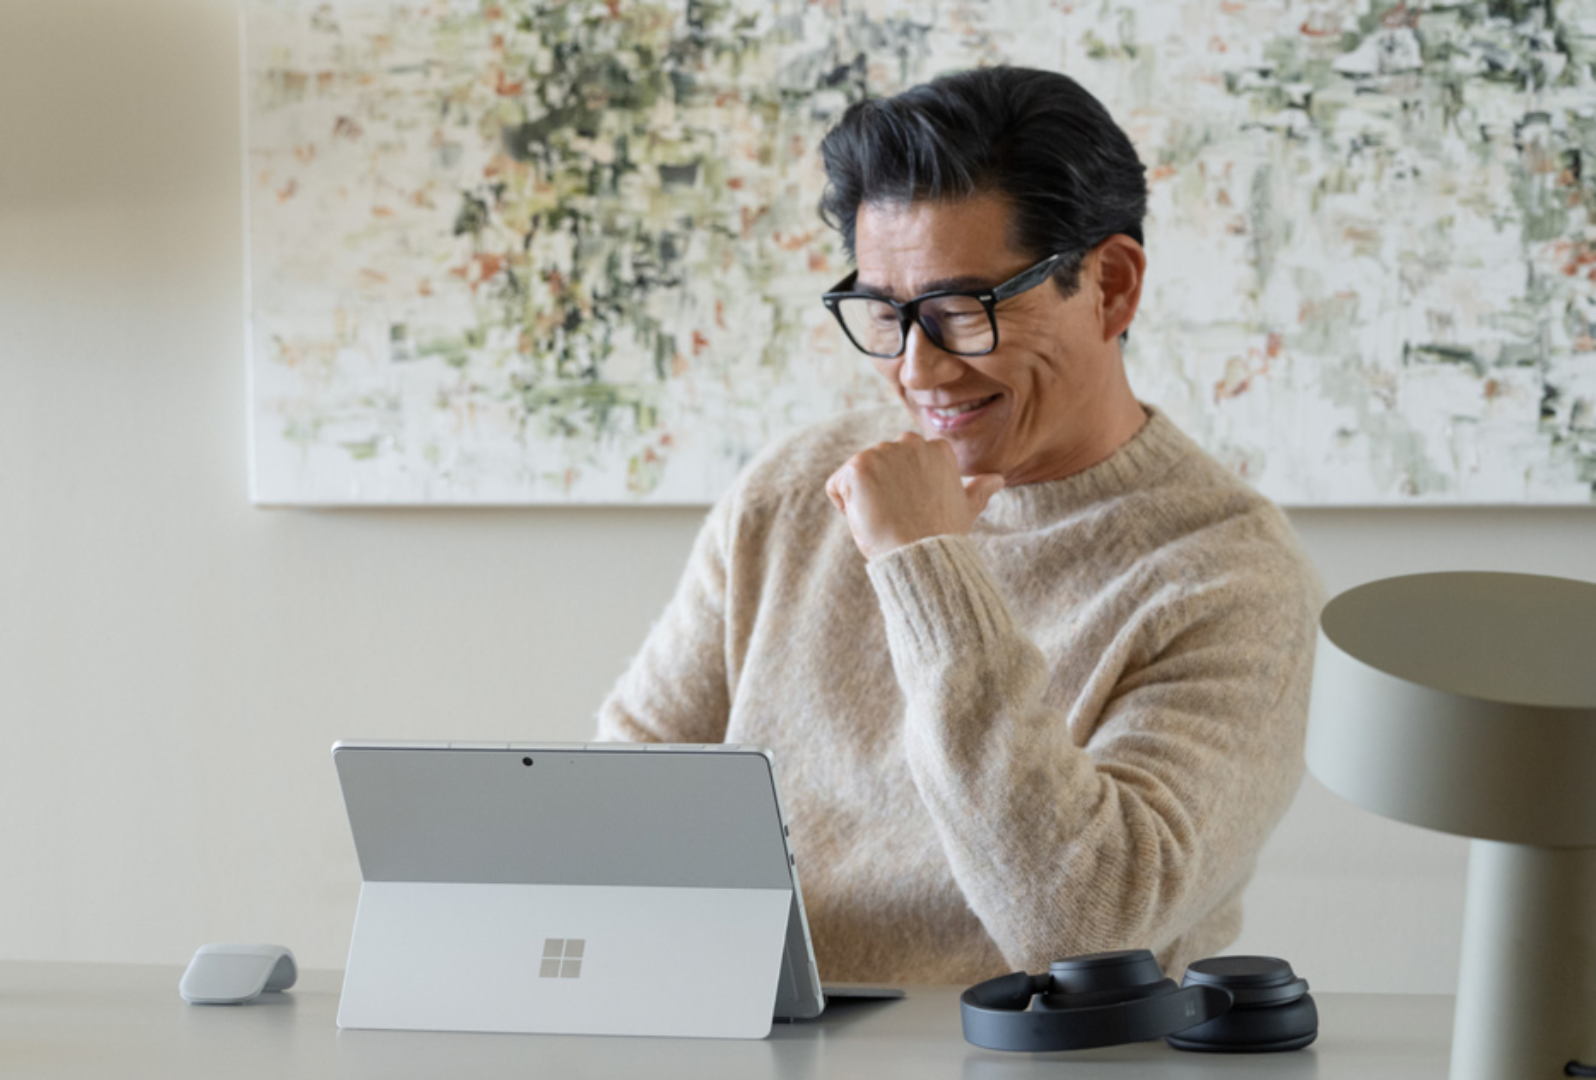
976, 404, 1187, 530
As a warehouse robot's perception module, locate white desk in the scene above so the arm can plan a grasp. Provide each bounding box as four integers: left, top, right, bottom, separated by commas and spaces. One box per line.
0, 961, 1454, 1079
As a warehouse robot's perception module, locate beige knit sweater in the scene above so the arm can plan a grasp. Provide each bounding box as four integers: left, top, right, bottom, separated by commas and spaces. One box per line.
596, 404, 1323, 985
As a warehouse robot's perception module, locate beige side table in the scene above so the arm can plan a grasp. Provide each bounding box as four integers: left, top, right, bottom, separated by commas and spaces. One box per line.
1307, 572, 1596, 1080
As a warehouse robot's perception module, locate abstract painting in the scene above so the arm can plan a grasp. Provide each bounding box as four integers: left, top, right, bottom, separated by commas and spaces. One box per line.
244, 0, 1596, 505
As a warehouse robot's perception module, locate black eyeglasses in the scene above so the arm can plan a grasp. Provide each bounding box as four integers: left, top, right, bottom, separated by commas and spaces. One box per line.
821, 251, 1074, 359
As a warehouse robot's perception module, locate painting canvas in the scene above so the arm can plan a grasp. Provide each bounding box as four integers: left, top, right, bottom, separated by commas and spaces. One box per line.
244, 0, 1596, 505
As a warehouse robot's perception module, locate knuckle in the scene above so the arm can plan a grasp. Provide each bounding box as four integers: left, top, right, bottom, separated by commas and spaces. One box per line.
855, 446, 888, 473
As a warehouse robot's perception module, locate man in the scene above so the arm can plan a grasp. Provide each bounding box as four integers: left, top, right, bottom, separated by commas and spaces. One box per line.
597, 66, 1321, 984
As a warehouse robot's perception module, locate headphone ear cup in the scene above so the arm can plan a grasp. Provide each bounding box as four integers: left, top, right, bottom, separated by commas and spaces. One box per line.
1164, 957, 1318, 1053
1164, 991, 1317, 1052
1037, 950, 1175, 1011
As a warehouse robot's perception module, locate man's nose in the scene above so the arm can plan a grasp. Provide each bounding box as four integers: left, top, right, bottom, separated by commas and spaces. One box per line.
897, 323, 962, 390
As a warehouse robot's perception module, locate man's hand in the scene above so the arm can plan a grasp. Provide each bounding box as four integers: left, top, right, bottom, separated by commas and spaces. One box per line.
825, 434, 1005, 560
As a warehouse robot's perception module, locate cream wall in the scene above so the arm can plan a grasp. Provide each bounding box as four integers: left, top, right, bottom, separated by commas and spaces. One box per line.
2, 0, 1591, 992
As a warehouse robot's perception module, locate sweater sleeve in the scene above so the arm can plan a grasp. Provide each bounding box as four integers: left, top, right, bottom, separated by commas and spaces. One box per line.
594, 490, 736, 745
865, 532, 1318, 972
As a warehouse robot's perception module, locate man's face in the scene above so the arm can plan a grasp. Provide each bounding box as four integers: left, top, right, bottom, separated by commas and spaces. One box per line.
852, 192, 1127, 485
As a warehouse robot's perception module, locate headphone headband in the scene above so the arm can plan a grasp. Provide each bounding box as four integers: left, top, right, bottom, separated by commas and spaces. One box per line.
960, 972, 1230, 1051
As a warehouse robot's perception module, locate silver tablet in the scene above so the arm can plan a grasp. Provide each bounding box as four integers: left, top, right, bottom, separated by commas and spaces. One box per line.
332, 740, 825, 1039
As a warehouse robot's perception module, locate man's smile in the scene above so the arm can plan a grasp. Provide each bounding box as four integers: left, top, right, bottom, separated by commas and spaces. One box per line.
920, 394, 1001, 431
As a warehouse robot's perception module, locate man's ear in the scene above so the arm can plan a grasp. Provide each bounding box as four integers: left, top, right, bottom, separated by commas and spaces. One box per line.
1092, 234, 1146, 344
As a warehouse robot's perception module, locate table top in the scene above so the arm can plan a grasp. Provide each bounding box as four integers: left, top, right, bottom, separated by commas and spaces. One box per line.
0, 961, 1455, 1079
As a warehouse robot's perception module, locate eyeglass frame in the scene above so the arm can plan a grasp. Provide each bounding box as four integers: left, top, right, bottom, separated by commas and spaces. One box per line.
820, 249, 1077, 359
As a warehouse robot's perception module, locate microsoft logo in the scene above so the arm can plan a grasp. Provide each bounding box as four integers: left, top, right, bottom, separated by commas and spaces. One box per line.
540, 938, 585, 979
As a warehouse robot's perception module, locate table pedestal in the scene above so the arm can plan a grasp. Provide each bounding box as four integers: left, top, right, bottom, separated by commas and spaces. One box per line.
1451, 841, 1596, 1080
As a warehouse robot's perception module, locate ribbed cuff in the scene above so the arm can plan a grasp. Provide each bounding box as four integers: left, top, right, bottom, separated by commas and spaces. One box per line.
865, 534, 1015, 669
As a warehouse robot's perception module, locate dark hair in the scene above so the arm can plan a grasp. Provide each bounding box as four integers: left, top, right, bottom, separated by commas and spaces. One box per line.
818, 67, 1147, 296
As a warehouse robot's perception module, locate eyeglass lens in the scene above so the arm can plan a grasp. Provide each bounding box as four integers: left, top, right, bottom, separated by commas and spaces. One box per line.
832, 294, 995, 357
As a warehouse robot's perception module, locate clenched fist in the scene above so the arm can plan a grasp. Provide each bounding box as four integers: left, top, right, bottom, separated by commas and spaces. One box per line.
825, 433, 1005, 559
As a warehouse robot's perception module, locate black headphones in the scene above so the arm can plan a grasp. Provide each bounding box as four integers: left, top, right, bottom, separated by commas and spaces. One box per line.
960, 950, 1317, 1054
